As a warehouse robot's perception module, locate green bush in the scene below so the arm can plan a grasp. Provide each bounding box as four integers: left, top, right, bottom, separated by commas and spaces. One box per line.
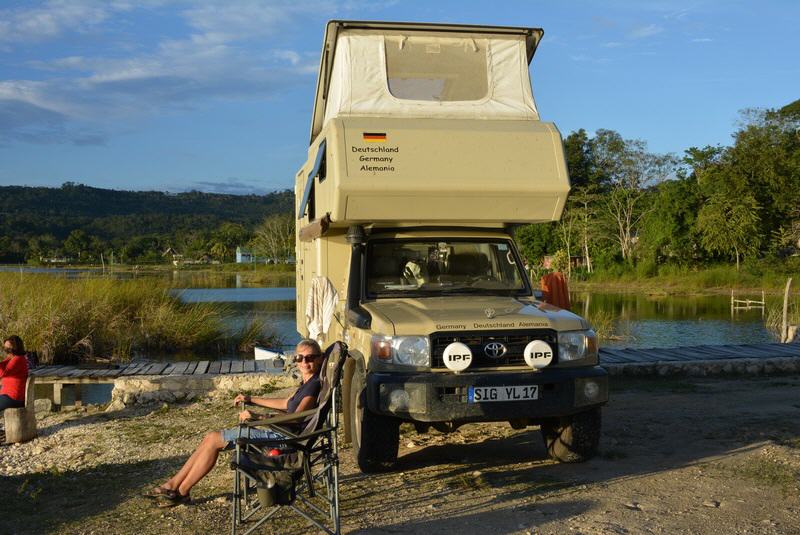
0, 273, 266, 364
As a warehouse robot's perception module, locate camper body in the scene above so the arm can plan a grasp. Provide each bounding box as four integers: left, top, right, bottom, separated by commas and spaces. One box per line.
296, 21, 607, 472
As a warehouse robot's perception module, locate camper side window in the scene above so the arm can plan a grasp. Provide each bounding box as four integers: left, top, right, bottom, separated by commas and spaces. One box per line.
384, 36, 489, 102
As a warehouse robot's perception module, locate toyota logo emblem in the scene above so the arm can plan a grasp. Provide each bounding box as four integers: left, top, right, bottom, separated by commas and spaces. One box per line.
484, 342, 507, 359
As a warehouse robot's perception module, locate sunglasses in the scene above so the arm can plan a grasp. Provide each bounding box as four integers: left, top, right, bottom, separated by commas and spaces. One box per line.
295, 353, 321, 363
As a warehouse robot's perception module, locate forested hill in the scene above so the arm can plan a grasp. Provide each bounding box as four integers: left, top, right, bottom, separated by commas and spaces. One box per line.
0, 183, 294, 263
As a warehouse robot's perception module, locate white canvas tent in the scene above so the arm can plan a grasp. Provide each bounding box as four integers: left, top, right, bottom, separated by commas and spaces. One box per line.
310, 21, 544, 143
296, 21, 569, 227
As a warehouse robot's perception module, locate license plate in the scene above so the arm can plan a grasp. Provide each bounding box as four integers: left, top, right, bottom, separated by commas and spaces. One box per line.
468, 385, 539, 403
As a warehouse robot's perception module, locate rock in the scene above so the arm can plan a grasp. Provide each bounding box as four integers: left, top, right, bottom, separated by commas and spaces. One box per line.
406, 441, 416, 448
624, 502, 642, 511
703, 500, 721, 508
105, 399, 125, 413
34, 398, 53, 414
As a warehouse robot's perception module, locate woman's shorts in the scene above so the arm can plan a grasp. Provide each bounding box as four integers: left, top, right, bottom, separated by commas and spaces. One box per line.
221, 426, 287, 450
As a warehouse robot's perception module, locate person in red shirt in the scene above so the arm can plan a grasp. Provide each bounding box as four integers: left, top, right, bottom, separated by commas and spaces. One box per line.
1, 335, 29, 412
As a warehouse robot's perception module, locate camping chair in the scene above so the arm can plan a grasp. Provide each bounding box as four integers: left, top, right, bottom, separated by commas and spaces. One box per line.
230, 341, 349, 535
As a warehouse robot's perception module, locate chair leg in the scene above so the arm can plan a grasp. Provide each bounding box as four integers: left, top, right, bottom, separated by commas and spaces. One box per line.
232, 444, 241, 535
332, 459, 340, 534
231, 470, 240, 535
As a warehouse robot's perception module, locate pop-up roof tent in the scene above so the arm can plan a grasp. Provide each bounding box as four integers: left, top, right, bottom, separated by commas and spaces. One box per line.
297, 21, 570, 227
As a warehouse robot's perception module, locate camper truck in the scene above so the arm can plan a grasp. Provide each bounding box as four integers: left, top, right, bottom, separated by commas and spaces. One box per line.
295, 21, 608, 472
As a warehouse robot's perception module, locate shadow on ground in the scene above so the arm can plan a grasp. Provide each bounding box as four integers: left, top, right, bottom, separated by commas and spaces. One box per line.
0, 455, 185, 534
336, 375, 800, 534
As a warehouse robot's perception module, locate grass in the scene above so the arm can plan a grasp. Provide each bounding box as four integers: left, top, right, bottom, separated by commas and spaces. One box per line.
584, 308, 632, 343
0, 273, 276, 364
733, 457, 800, 496
572, 261, 800, 295
765, 300, 800, 339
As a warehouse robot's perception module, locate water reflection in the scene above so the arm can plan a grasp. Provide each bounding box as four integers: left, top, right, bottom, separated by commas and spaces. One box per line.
174, 288, 295, 302
572, 292, 775, 348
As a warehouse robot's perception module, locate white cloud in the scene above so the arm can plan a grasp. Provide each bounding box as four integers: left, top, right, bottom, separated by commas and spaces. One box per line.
0, 0, 381, 145
628, 24, 664, 39
603, 42, 623, 48
0, 0, 124, 44
273, 50, 302, 66
692, 37, 713, 43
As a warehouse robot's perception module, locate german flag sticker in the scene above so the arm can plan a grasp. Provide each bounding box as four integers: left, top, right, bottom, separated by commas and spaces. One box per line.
363, 132, 386, 143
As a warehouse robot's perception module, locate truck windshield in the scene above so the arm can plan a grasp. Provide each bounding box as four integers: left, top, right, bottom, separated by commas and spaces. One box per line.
366, 239, 529, 297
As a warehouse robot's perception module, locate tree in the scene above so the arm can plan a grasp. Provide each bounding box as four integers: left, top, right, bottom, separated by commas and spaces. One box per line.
63, 230, 91, 261
697, 193, 760, 270
638, 177, 703, 264
214, 223, 249, 251
567, 190, 599, 273
556, 205, 580, 278
592, 130, 677, 262
209, 240, 230, 262
27, 234, 60, 261
694, 109, 799, 257
251, 214, 295, 262
514, 222, 557, 266
122, 236, 162, 263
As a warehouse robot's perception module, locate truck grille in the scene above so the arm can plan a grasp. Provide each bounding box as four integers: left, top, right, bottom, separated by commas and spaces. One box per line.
431, 329, 558, 370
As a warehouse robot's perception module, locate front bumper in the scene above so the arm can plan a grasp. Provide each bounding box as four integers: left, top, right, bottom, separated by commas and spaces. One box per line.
366, 366, 608, 423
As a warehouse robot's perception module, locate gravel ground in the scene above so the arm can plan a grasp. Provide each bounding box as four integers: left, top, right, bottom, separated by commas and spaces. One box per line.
2, 375, 800, 534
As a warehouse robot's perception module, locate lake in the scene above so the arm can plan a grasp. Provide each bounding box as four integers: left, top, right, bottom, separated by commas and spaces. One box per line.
3, 266, 779, 352
174, 287, 777, 352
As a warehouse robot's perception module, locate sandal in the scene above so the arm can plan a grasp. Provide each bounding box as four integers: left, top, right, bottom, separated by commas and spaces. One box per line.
156, 492, 191, 508
143, 487, 176, 499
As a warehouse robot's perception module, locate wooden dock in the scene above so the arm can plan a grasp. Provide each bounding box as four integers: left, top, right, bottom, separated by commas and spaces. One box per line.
30, 359, 280, 406
30, 359, 276, 384
599, 341, 800, 365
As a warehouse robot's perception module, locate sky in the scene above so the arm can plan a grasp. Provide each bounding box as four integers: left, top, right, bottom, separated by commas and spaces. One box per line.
0, 0, 797, 195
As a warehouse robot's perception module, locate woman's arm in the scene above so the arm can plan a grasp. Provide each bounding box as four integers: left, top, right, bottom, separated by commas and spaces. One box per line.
232, 393, 289, 412
250, 396, 289, 411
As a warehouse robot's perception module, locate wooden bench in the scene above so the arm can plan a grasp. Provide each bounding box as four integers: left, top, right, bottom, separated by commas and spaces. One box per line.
4, 377, 37, 444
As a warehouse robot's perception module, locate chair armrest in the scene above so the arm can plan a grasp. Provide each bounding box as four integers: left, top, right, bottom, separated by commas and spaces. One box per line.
243, 408, 316, 428
243, 401, 286, 414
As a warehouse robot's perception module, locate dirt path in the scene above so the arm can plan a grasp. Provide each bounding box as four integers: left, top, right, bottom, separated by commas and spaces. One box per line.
3, 375, 800, 534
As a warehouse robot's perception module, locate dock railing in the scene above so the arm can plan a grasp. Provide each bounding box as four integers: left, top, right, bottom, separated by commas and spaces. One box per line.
730, 289, 766, 317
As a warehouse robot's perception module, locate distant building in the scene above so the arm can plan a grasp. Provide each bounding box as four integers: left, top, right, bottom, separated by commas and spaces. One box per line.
162, 247, 184, 266
236, 246, 261, 264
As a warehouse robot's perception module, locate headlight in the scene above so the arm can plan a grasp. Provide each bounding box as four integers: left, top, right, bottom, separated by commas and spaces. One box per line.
557, 330, 598, 362
371, 335, 431, 367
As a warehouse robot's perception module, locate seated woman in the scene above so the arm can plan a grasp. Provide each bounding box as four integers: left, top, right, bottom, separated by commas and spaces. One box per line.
147, 339, 324, 507
0, 336, 29, 413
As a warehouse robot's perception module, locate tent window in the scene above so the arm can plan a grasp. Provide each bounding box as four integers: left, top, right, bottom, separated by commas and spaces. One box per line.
384, 37, 489, 102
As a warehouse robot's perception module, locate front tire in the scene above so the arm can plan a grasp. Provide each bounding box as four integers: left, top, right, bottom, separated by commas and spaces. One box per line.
540, 408, 601, 463
350, 371, 400, 473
